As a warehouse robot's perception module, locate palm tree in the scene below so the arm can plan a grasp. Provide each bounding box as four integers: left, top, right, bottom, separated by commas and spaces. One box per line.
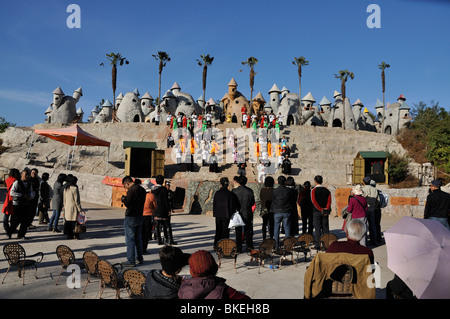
152, 51, 171, 111
334, 69, 355, 129
378, 61, 390, 133
196, 54, 214, 113
292, 56, 309, 125
100, 53, 129, 121
241, 57, 258, 114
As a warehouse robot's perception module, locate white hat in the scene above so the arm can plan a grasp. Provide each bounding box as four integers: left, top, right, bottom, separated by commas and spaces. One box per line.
352, 184, 363, 196
142, 179, 154, 192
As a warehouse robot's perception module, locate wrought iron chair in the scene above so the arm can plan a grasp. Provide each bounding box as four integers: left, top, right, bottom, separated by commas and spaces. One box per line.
97, 259, 124, 299
55, 245, 85, 286
82, 250, 100, 294
274, 236, 297, 268
215, 238, 238, 273
247, 238, 276, 274
2, 243, 44, 285
318, 233, 338, 252
294, 233, 315, 262
122, 268, 147, 299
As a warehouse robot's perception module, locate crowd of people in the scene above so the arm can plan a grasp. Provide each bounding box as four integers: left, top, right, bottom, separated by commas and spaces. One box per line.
2, 163, 449, 299
120, 174, 178, 267
2, 168, 84, 240
166, 110, 294, 181
213, 174, 336, 252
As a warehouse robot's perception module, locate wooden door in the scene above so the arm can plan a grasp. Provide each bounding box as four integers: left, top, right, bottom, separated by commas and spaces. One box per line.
353, 156, 364, 184
151, 150, 165, 177
124, 148, 131, 176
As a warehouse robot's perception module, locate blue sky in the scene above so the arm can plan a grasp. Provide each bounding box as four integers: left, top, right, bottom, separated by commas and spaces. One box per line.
1, 0, 449, 127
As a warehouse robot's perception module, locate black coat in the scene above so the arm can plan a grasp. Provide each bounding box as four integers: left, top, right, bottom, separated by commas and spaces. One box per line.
424, 189, 450, 219
271, 185, 296, 213
152, 185, 170, 218
144, 269, 181, 299
232, 185, 255, 219
213, 187, 240, 219
122, 184, 146, 217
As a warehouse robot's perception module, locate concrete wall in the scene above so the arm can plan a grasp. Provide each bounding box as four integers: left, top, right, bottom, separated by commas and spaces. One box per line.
334, 186, 433, 219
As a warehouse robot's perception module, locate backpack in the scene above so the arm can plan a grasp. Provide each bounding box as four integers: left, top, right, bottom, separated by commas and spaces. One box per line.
377, 190, 388, 208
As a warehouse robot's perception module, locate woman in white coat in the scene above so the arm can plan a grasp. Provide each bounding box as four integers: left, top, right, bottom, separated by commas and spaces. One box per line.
63, 175, 82, 239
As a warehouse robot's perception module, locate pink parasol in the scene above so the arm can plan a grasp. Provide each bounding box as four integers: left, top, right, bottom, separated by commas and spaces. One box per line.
384, 216, 450, 299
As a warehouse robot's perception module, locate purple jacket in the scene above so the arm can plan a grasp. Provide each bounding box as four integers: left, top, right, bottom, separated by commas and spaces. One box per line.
178, 277, 227, 299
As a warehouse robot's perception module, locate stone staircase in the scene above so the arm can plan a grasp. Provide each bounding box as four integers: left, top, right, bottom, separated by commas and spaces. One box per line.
168, 123, 409, 186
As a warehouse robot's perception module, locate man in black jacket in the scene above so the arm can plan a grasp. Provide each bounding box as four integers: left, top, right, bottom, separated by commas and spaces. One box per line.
311, 175, 332, 248
152, 175, 176, 245
424, 179, 450, 230
271, 175, 296, 248
213, 177, 240, 248
144, 245, 190, 299
232, 175, 255, 252
122, 176, 146, 267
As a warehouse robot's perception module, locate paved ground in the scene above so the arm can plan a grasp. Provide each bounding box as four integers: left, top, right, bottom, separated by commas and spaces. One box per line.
0, 199, 401, 300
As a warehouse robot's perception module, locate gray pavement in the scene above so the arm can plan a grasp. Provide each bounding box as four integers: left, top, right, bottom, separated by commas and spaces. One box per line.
0, 200, 401, 300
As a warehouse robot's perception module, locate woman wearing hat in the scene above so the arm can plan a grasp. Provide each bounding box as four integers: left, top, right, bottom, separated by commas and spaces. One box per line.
347, 184, 368, 246
178, 250, 250, 299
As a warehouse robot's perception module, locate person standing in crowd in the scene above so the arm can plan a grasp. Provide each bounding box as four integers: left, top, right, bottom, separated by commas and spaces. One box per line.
298, 181, 314, 235
2, 168, 20, 234
371, 180, 383, 243
282, 155, 291, 174
209, 151, 218, 173
175, 143, 182, 166
166, 111, 172, 126
311, 175, 332, 248
37, 172, 51, 224
63, 175, 83, 240
121, 175, 146, 266
424, 179, 450, 230
237, 162, 246, 176
188, 136, 198, 172
27, 168, 40, 230
362, 176, 380, 246
232, 175, 255, 253
271, 175, 294, 248
347, 184, 368, 246
257, 160, 266, 183
145, 245, 190, 299
7, 170, 35, 239
213, 177, 240, 248
155, 111, 160, 126
165, 181, 177, 245
142, 179, 157, 254
48, 173, 66, 232
167, 132, 175, 148
286, 176, 299, 236
260, 176, 275, 240
178, 250, 250, 299
152, 175, 176, 245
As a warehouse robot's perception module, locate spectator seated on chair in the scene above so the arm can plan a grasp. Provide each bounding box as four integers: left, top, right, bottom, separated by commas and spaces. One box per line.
178, 250, 250, 299
144, 245, 190, 299
326, 219, 374, 264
